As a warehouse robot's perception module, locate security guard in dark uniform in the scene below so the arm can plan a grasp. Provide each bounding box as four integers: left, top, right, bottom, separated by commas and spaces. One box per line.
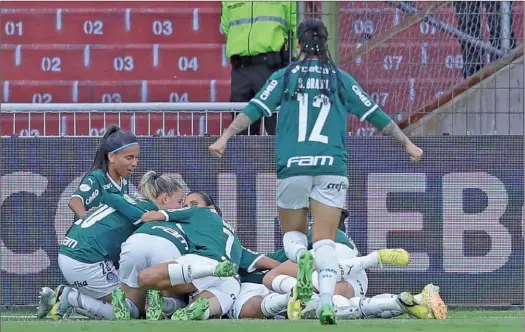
222, 1, 297, 135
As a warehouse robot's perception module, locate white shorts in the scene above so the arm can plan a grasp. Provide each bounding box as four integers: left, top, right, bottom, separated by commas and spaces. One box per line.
58, 254, 120, 299
277, 175, 348, 209
119, 233, 183, 288
311, 244, 369, 297
174, 254, 241, 315
227, 282, 271, 319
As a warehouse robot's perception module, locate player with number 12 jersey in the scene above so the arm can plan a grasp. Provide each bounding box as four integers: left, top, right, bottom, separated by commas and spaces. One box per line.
210, 18, 422, 325
255, 65, 389, 179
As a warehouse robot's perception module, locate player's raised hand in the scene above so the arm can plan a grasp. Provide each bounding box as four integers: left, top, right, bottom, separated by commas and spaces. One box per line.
406, 143, 423, 162
209, 139, 227, 158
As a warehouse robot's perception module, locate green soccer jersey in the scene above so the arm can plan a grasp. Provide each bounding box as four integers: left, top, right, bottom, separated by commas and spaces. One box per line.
134, 222, 190, 256
71, 169, 130, 218
267, 248, 288, 263
239, 248, 289, 284
59, 194, 153, 264
242, 60, 392, 179
161, 207, 243, 266
239, 246, 264, 273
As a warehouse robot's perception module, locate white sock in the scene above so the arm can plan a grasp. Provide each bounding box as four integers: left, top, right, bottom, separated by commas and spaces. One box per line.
260, 293, 289, 317
162, 297, 187, 315
413, 293, 423, 304
270, 275, 297, 294
168, 262, 218, 286
125, 299, 140, 319
353, 294, 402, 318
67, 289, 114, 320
338, 252, 379, 281
283, 231, 308, 263
313, 239, 338, 308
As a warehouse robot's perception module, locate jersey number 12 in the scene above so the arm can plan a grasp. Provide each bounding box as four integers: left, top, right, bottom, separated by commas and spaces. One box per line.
297, 93, 331, 144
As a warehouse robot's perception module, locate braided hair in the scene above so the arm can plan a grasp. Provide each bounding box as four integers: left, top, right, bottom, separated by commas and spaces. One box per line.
282, 18, 346, 104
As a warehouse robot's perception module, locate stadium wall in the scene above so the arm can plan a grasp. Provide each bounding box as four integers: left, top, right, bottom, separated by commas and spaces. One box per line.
1, 136, 523, 306
405, 56, 524, 136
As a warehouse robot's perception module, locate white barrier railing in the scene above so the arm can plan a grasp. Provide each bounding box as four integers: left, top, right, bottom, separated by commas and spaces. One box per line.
0, 102, 381, 137
0, 102, 278, 137
0, 102, 248, 112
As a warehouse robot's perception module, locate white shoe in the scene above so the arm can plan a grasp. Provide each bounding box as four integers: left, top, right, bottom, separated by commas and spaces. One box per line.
36, 287, 56, 319
301, 297, 319, 319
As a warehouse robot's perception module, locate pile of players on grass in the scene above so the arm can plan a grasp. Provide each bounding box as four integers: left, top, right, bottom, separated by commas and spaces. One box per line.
36, 12, 449, 325
36, 125, 447, 323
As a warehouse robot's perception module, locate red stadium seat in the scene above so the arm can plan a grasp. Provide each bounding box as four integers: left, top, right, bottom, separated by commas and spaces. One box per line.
3, 80, 74, 103
342, 41, 463, 81
1, 44, 87, 80
128, 8, 223, 44
154, 44, 230, 80
0, 6, 222, 44
0, 10, 58, 44
77, 80, 143, 103
59, 9, 130, 45
1, 44, 231, 81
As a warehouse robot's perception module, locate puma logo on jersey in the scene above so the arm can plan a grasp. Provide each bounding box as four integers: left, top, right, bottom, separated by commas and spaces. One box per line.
351, 85, 372, 107
260, 80, 278, 100
287, 156, 334, 168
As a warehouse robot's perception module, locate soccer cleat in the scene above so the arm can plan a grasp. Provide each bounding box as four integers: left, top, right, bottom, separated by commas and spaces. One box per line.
146, 290, 164, 320
112, 288, 131, 320
171, 297, 209, 321
378, 249, 410, 267
213, 260, 238, 277
421, 284, 448, 320
287, 287, 304, 320
296, 251, 314, 303
397, 292, 432, 319
36, 287, 56, 319
301, 294, 319, 320
318, 303, 336, 325
50, 285, 72, 321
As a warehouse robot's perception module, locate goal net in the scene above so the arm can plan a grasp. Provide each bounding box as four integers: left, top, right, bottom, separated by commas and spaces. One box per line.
337, 1, 524, 136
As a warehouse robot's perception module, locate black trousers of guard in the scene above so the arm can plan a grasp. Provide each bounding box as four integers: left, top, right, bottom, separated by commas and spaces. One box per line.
230, 61, 284, 135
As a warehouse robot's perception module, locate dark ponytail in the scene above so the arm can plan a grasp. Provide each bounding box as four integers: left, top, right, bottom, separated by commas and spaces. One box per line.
89, 125, 138, 172
281, 18, 346, 106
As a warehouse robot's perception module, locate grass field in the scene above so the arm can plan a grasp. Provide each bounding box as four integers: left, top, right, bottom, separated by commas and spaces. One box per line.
2, 310, 523, 332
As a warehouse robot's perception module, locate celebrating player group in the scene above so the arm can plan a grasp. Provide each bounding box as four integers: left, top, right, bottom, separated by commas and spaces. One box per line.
37, 19, 447, 325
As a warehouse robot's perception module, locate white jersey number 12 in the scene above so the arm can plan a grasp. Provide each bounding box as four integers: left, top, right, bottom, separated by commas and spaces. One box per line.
297, 93, 331, 144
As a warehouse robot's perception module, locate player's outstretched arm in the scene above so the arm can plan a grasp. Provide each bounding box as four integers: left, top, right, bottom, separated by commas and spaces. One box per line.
223, 113, 254, 140
101, 193, 147, 222
209, 113, 255, 157
341, 71, 423, 161
210, 72, 284, 158
380, 121, 423, 162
